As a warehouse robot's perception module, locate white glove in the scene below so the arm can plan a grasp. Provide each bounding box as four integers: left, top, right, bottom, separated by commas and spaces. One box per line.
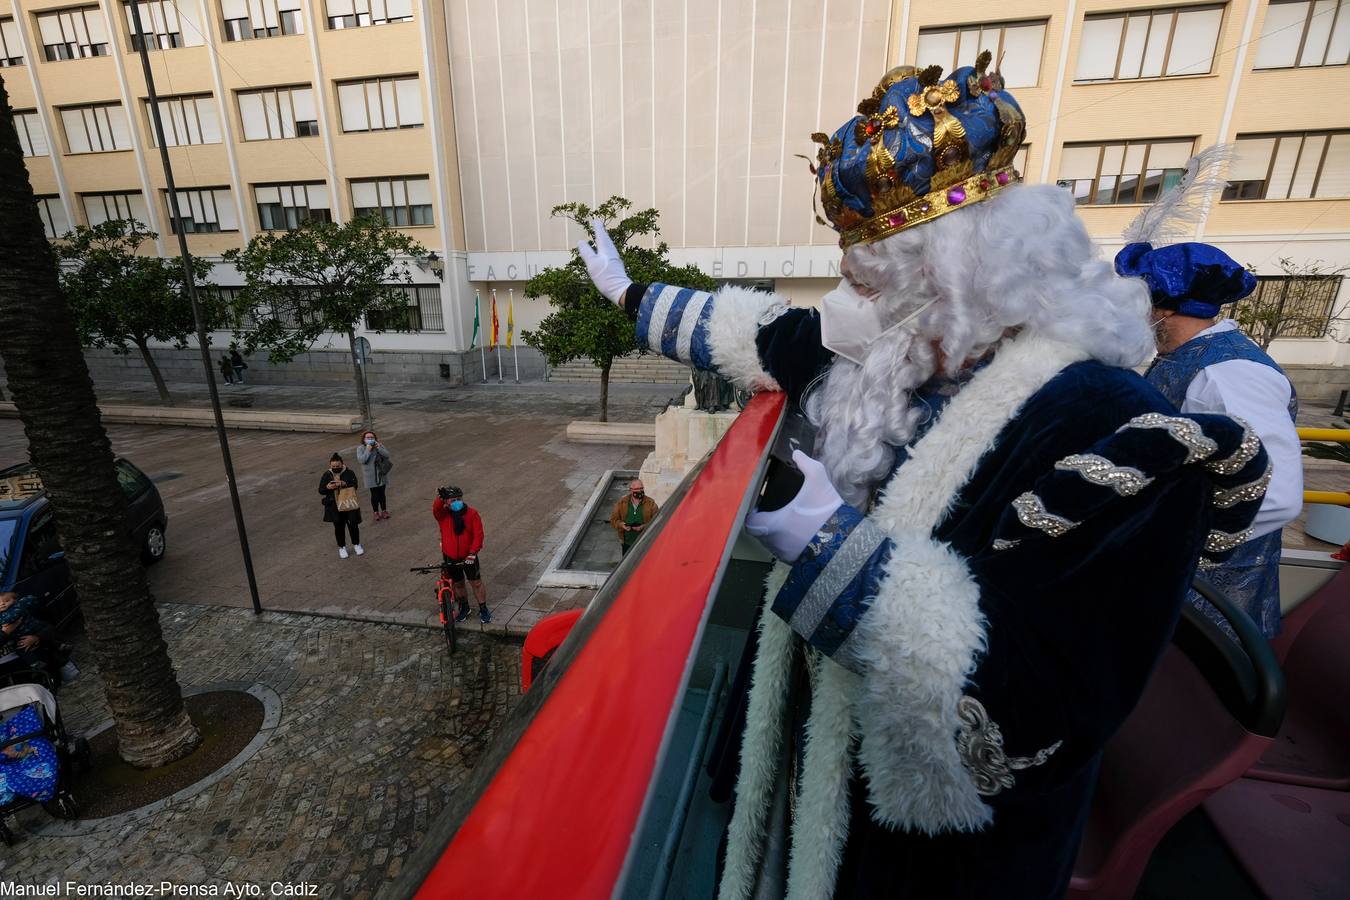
576, 219, 632, 305
745, 451, 844, 562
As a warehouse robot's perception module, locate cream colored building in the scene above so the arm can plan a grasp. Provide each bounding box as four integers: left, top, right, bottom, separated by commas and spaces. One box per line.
5, 0, 1349, 380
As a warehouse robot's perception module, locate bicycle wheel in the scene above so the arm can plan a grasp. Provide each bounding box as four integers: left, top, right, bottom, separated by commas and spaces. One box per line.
438, 587, 457, 655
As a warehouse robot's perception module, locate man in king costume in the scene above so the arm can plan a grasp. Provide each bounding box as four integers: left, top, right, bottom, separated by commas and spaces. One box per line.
578, 56, 1271, 899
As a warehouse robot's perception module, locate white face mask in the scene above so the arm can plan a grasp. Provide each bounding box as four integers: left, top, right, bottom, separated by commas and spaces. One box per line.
819, 279, 939, 365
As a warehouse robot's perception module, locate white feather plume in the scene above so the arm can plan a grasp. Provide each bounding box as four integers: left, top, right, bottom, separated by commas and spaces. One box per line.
1121, 143, 1236, 246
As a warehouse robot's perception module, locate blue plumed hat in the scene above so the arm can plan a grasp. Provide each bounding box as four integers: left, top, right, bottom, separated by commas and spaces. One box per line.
1114, 242, 1257, 318
812, 51, 1026, 249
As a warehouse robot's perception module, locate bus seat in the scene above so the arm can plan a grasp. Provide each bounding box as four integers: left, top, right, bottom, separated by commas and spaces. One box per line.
520, 609, 584, 692
1069, 579, 1286, 900
1203, 778, 1350, 899
1268, 564, 1349, 666
1247, 564, 1350, 790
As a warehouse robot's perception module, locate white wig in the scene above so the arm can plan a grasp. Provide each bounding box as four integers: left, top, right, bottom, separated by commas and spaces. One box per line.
806, 184, 1155, 508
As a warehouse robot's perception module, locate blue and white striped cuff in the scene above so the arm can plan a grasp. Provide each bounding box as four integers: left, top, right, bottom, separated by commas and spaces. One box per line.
635, 283, 716, 370
771, 506, 892, 667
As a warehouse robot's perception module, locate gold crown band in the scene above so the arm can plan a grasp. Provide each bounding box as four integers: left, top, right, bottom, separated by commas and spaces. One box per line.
839, 165, 1022, 249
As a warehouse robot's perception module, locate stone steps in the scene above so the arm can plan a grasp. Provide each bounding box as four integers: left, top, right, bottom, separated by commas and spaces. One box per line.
549, 355, 691, 384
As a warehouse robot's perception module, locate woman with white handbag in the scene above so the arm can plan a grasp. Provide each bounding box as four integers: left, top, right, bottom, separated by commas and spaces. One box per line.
320, 452, 364, 559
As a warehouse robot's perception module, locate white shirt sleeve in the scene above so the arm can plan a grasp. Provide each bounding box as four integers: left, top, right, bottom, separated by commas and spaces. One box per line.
1182, 360, 1304, 540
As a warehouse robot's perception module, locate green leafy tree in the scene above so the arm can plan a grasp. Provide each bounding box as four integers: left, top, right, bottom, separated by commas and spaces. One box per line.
56, 219, 214, 406
223, 216, 427, 425
523, 197, 715, 422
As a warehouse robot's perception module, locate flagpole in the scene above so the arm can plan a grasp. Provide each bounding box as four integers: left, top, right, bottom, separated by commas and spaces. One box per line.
509, 288, 519, 383
476, 290, 486, 382
492, 289, 503, 384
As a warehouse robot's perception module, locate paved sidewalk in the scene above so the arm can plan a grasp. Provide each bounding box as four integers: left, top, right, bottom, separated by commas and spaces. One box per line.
0, 380, 680, 637
1, 603, 520, 897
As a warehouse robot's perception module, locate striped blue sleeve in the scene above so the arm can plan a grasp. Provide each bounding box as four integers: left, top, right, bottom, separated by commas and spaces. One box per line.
634, 282, 717, 371
770, 505, 893, 672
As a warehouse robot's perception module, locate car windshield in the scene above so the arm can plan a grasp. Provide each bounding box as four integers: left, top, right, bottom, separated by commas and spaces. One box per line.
0, 518, 18, 584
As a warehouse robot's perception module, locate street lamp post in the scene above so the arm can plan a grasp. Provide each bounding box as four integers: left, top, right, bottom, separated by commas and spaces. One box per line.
130, 4, 263, 614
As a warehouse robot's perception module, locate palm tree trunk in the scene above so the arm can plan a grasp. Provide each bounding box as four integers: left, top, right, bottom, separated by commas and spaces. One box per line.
0, 81, 199, 767
599, 363, 611, 423
134, 337, 173, 406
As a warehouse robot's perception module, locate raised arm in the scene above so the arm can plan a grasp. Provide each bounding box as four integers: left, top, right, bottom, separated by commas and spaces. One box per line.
577, 220, 835, 403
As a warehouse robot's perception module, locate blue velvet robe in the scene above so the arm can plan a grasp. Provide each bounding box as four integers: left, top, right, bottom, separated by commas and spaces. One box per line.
625, 283, 1269, 898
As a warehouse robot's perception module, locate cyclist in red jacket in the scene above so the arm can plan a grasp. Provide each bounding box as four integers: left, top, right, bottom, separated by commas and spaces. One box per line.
433, 485, 491, 624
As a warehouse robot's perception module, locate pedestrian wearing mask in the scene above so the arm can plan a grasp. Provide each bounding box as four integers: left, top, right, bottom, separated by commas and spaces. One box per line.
356, 430, 393, 520
320, 452, 363, 559
433, 486, 491, 624
610, 479, 659, 556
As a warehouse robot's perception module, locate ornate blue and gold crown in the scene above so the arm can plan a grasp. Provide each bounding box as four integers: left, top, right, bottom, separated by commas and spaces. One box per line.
813, 52, 1027, 249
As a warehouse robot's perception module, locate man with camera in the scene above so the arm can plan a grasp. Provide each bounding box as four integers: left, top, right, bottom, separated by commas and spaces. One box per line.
432, 485, 491, 625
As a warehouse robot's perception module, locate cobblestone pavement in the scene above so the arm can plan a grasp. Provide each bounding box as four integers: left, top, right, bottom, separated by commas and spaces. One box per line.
1, 603, 520, 897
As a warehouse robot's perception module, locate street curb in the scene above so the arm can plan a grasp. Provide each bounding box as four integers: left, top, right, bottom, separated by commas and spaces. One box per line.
0, 401, 361, 433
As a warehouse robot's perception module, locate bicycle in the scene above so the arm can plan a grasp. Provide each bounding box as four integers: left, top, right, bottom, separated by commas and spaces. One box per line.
411, 563, 460, 656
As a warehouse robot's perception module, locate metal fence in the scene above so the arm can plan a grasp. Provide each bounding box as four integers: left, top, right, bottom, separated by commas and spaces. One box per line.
1229, 274, 1343, 343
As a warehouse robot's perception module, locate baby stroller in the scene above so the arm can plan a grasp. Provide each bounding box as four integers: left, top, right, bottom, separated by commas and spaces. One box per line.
0, 672, 88, 845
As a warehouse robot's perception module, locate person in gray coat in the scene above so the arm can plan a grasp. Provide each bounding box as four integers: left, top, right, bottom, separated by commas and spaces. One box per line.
356, 430, 393, 520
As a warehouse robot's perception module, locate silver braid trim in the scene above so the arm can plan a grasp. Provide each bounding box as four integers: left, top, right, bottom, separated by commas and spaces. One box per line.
1206, 527, 1254, 554
1206, 418, 1261, 475
1054, 454, 1155, 497
1119, 413, 1218, 464
1213, 461, 1273, 509
1012, 493, 1079, 537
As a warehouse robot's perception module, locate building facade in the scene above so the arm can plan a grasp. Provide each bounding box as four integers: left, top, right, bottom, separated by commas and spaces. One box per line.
4, 0, 1348, 379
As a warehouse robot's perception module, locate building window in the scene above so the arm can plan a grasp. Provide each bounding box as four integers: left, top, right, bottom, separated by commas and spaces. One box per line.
36, 7, 111, 61
123, 0, 204, 49
254, 182, 331, 230
220, 0, 303, 41
81, 191, 150, 227
147, 94, 221, 147
1254, 0, 1350, 68
35, 196, 71, 239
1230, 274, 1344, 341
238, 85, 318, 140
325, 0, 413, 30
365, 285, 444, 332
336, 76, 423, 132
351, 176, 433, 226
1075, 5, 1224, 82
1056, 139, 1194, 205
165, 187, 237, 233
60, 103, 133, 154
1224, 131, 1350, 200
14, 111, 49, 157
1014, 144, 1030, 178
1, 18, 24, 66
914, 20, 1047, 88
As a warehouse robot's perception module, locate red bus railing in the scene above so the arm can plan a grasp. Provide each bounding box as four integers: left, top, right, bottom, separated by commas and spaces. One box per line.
409, 391, 786, 899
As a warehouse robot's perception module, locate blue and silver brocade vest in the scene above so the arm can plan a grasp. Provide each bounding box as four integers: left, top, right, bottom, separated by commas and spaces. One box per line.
1145, 327, 1298, 637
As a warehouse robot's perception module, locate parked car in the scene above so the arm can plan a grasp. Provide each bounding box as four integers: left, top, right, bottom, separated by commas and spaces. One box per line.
0, 459, 168, 629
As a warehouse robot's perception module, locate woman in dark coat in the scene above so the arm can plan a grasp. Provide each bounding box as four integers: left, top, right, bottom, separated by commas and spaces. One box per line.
320, 452, 363, 559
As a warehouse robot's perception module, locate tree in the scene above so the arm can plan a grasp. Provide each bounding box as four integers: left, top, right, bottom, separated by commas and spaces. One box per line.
223, 216, 427, 426
1231, 257, 1350, 350
0, 80, 200, 767
56, 219, 214, 406
523, 197, 716, 422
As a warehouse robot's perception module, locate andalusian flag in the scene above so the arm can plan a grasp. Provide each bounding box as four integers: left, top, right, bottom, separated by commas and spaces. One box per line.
490, 290, 500, 348
506, 292, 514, 348
470, 291, 481, 349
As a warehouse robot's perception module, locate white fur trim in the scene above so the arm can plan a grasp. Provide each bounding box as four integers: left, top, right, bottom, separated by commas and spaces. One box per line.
719, 563, 795, 900
853, 529, 991, 833
706, 285, 786, 393
786, 655, 861, 900
846, 332, 1088, 833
